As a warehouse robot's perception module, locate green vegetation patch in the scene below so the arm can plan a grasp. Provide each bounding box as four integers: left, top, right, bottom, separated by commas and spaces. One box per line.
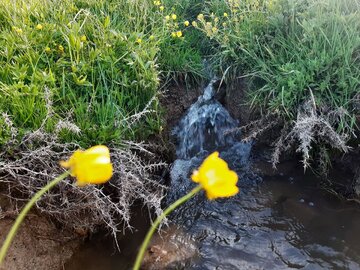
0, 0, 167, 148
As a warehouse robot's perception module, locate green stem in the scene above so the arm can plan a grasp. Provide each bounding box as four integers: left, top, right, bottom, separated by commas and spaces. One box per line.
0, 171, 70, 265
133, 185, 202, 270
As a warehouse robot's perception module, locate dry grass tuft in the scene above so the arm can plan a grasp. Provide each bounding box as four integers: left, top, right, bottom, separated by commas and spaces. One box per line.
0, 132, 166, 245
271, 100, 350, 169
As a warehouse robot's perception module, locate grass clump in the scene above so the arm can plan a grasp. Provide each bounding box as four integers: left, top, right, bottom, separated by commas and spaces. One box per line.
0, 0, 168, 148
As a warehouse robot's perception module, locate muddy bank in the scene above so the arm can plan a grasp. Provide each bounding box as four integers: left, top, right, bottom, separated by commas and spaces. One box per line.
0, 210, 82, 270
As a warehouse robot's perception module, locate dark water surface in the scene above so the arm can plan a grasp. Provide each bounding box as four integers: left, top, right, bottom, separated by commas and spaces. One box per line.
65, 161, 360, 270
66, 80, 360, 269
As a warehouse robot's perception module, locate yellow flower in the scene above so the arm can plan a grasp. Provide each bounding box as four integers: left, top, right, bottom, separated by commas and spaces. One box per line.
191, 152, 239, 200
36, 24, 43, 30
212, 27, 218, 32
149, 35, 155, 41
171, 32, 176, 38
165, 15, 170, 20
223, 12, 228, 17
214, 17, 219, 23
176, 31, 182, 37
44, 46, 51, 53
153, 0, 161, 6
171, 14, 177, 20
136, 38, 142, 44
197, 13, 204, 20
13, 27, 23, 34
222, 22, 227, 27
159, 5, 164, 11
80, 35, 87, 42
58, 45, 64, 53
192, 21, 197, 27
60, 145, 113, 186
184, 20, 190, 27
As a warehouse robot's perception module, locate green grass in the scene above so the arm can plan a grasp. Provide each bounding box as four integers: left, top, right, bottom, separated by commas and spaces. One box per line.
188, 0, 360, 137
0, 0, 180, 148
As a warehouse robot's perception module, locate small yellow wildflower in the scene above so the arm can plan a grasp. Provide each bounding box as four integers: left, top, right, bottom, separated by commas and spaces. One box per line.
159, 5, 164, 11
44, 47, 51, 53
222, 22, 227, 27
60, 145, 113, 186
171, 32, 176, 38
214, 17, 219, 23
149, 35, 155, 41
212, 27, 218, 32
197, 13, 204, 20
136, 38, 142, 44
171, 14, 177, 20
224, 12, 228, 17
191, 152, 239, 200
153, 0, 161, 6
80, 35, 87, 42
192, 21, 197, 27
36, 24, 43, 30
58, 45, 64, 53
13, 27, 23, 34
184, 20, 190, 27
176, 31, 182, 37
165, 15, 170, 21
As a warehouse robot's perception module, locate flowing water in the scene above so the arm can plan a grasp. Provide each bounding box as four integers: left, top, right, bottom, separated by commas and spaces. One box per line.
66, 80, 360, 270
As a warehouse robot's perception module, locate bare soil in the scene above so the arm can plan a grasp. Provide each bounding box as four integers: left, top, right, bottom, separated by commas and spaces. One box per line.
0, 196, 83, 270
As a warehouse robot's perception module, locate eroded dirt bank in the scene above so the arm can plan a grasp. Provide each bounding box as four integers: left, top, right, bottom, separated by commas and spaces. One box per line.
0, 207, 82, 270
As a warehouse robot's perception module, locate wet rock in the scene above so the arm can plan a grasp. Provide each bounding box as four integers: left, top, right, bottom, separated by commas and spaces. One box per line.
142, 226, 198, 270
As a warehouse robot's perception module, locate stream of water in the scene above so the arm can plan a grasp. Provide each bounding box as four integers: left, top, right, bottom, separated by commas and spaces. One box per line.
66, 80, 360, 269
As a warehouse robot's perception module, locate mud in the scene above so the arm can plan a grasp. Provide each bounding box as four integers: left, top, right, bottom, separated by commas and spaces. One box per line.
0, 211, 82, 270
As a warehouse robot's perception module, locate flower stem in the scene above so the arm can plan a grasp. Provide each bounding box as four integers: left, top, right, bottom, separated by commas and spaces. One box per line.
0, 171, 70, 265
133, 185, 202, 270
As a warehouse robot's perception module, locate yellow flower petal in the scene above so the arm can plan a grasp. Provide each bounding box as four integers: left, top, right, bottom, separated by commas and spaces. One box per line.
191, 152, 239, 200
60, 145, 113, 186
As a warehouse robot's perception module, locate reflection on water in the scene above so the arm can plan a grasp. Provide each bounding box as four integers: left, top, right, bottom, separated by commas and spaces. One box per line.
65, 208, 150, 270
